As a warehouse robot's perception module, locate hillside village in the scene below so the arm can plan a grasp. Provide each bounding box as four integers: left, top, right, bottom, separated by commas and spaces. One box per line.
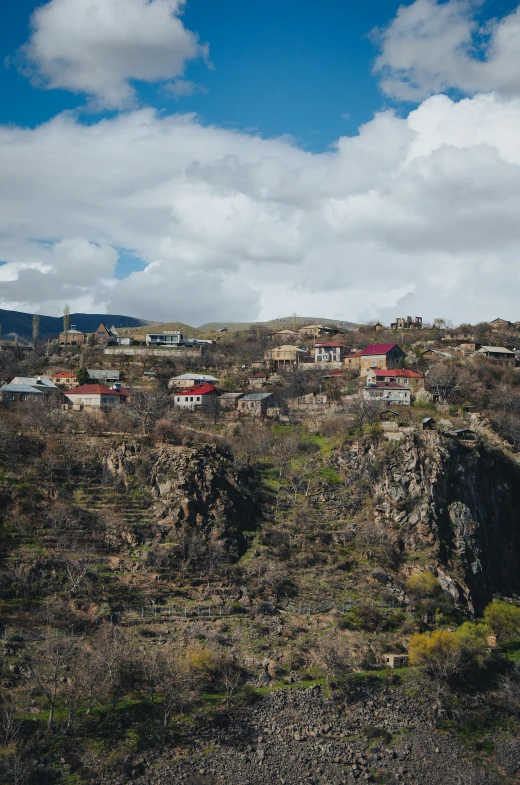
2, 312, 520, 785
1, 314, 520, 449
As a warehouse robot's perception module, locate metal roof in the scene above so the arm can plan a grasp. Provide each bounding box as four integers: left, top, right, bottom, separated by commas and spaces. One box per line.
0, 383, 45, 395
361, 344, 401, 356
11, 376, 57, 388
240, 393, 275, 400
171, 373, 219, 381
1, 384, 45, 394
477, 346, 515, 354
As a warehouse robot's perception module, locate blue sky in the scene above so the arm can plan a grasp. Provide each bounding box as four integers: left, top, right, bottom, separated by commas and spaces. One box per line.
1, 0, 520, 324
0, 0, 515, 150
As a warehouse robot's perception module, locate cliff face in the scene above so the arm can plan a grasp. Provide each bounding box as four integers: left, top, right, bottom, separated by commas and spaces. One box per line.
105, 441, 261, 555
342, 432, 520, 614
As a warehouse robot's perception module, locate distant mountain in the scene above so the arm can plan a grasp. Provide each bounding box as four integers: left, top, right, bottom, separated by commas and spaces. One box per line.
198, 316, 359, 332
0, 308, 156, 341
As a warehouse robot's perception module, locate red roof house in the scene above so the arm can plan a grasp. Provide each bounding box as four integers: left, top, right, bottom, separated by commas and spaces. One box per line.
173, 383, 220, 411
366, 368, 425, 391
64, 383, 124, 408
360, 344, 405, 376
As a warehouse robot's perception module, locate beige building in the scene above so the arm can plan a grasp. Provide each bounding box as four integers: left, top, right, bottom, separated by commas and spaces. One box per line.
52, 371, 78, 388
343, 350, 363, 370
264, 345, 310, 368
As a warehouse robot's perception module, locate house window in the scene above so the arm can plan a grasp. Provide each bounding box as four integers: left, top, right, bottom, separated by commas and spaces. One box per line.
371, 360, 376, 366
196, 397, 201, 402
190, 397, 194, 402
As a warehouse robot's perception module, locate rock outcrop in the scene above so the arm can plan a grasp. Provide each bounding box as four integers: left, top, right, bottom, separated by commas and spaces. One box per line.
105, 441, 261, 555
338, 432, 520, 614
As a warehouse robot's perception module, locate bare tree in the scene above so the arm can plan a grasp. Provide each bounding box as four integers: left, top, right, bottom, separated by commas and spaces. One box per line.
25, 637, 77, 727
123, 388, 170, 434
346, 397, 382, 429
426, 362, 462, 404
317, 635, 351, 686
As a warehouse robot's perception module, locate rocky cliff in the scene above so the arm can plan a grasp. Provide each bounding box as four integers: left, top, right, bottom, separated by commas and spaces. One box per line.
339, 432, 520, 614
104, 440, 261, 556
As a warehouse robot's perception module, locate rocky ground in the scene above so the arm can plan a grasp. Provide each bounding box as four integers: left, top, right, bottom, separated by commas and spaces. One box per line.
95, 683, 520, 785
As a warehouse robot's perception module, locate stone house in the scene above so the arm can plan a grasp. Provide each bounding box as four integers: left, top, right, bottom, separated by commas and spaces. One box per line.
264, 345, 310, 368
248, 372, 270, 388
298, 324, 338, 339
383, 653, 409, 668
365, 368, 425, 394
173, 382, 220, 412
237, 392, 281, 417
475, 346, 516, 366
269, 329, 299, 342
390, 316, 422, 330
59, 328, 87, 346
64, 383, 123, 409
93, 322, 116, 343
168, 373, 219, 390
359, 344, 405, 377
490, 318, 513, 331
219, 392, 245, 410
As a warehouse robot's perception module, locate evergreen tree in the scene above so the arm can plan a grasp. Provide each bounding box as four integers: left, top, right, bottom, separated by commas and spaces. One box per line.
76, 367, 90, 386
63, 304, 70, 335
32, 314, 40, 347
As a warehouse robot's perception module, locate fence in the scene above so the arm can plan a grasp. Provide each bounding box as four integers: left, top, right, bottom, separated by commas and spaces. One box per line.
0, 596, 411, 642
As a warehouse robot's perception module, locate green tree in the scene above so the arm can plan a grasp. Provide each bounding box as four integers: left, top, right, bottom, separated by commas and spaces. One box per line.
483, 601, 520, 643
76, 367, 90, 386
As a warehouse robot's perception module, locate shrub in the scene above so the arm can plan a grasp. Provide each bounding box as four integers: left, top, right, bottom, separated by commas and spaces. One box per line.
483, 601, 520, 643
406, 571, 440, 597
339, 602, 386, 632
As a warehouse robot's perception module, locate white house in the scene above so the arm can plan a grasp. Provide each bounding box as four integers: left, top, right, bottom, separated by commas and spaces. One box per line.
64, 383, 123, 409
314, 342, 348, 363
363, 383, 410, 406
173, 383, 220, 411
146, 332, 184, 347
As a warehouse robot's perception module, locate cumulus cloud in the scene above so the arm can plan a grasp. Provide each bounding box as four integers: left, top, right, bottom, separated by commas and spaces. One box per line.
1, 94, 520, 324
21, 0, 208, 108
374, 0, 520, 100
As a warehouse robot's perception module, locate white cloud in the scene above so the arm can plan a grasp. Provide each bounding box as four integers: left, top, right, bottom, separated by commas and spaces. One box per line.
1, 95, 520, 325
374, 0, 520, 100
21, 0, 208, 108
164, 79, 208, 98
